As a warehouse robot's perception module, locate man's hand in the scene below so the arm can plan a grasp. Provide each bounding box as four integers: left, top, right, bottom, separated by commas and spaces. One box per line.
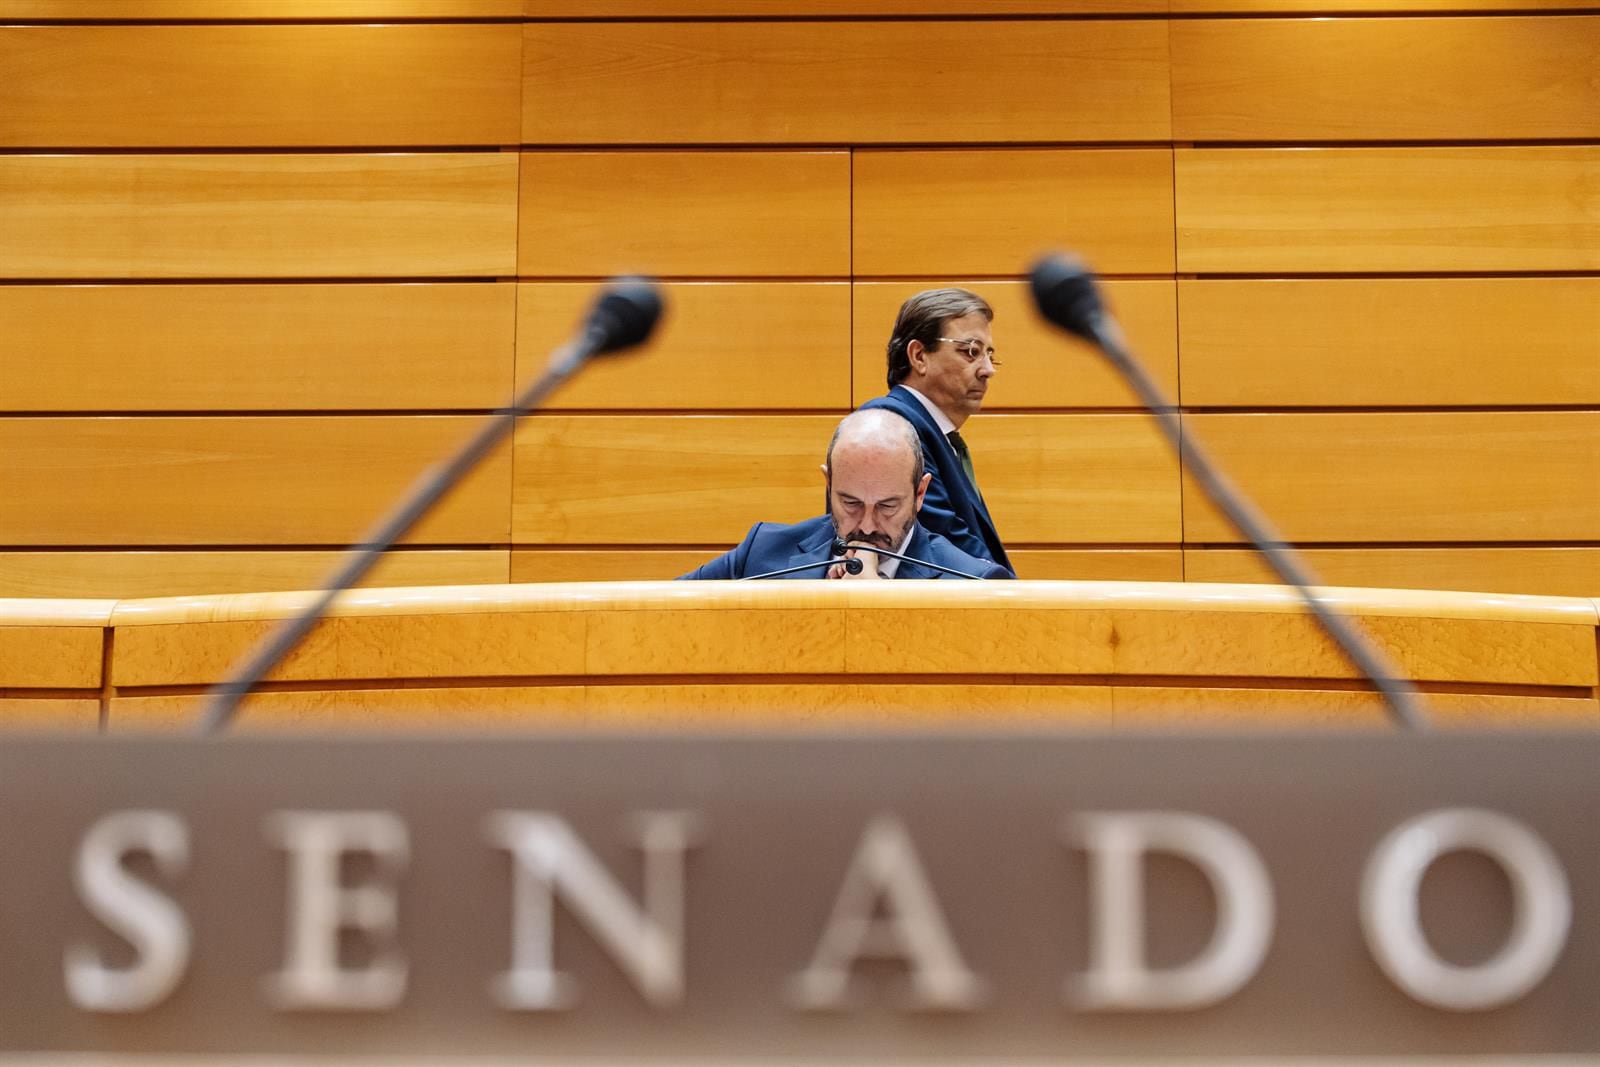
828, 546, 883, 580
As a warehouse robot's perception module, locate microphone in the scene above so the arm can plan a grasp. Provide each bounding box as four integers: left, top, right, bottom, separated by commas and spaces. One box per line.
198, 277, 665, 734
1029, 255, 1428, 731
831, 538, 985, 581
741, 556, 864, 581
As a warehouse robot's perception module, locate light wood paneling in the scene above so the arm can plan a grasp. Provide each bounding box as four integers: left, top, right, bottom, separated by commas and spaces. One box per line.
1173, 0, 1598, 11
0, 25, 520, 147
1182, 412, 1600, 543
513, 413, 1180, 544
523, 21, 1170, 144
513, 414, 834, 544
851, 279, 1178, 408
854, 149, 1175, 276
1178, 278, 1600, 407
1175, 147, 1600, 273
0, 626, 103, 689
0, 153, 518, 279
531, 2, 1167, 13
1185, 548, 1600, 599
519, 152, 849, 277
1171, 16, 1600, 141
0, 417, 512, 546
0, 283, 516, 412
522, 282, 852, 410
0, 698, 98, 731
511, 549, 713, 582
0, 1, 521, 14
0, 550, 510, 599
1007, 549, 1184, 581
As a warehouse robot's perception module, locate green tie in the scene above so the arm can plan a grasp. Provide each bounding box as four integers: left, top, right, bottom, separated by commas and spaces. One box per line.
947, 430, 977, 488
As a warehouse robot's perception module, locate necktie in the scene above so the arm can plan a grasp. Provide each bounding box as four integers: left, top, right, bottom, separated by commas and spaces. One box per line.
947, 430, 977, 488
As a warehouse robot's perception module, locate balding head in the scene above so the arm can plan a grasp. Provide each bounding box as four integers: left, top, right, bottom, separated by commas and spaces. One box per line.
821, 409, 931, 551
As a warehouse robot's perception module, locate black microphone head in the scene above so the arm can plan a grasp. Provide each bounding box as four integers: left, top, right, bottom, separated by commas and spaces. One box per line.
587, 277, 665, 356
1029, 254, 1106, 343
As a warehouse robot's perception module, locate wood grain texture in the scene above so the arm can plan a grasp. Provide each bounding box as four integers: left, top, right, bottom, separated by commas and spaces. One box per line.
851, 279, 1178, 408
511, 549, 714, 582
511, 413, 1180, 544
1186, 547, 1600, 599
0, 283, 516, 412
0, 25, 520, 147
1177, 278, 1600, 406
1175, 147, 1600, 272
854, 149, 1175, 276
1171, 16, 1600, 141
519, 152, 849, 277
531, 2, 1167, 13
523, 20, 1170, 144
1008, 549, 1184, 581
1182, 412, 1600, 543
0, 625, 104, 689
0, 550, 510, 599
0, 417, 513, 546
0, 153, 518, 279
522, 282, 852, 410
0, 698, 98, 731
0, 0, 521, 14
1172, 0, 1599, 11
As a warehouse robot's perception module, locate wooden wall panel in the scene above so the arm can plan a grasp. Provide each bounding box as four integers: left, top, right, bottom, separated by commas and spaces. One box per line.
523, 21, 1170, 144
1006, 549, 1184, 581
0, 25, 520, 148
854, 149, 1175, 276
1182, 412, 1600, 543
1178, 278, 1600, 407
511, 549, 713, 582
0, 417, 512, 546
852, 279, 1178, 408
1175, 147, 1600, 273
1172, 1, 1598, 11
1185, 548, 1600, 598
0, 154, 518, 279
0, 283, 516, 412
519, 152, 850, 277
1171, 16, 1600, 141
513, 413, 1179, 545
522, 282, 852, 410
530, 2, 1168, 13
0, 550, 510, 599
0, 1, 521, 15
0, 698, 97, 731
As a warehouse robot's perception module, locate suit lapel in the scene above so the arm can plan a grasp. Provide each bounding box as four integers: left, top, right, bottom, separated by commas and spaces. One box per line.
892, 525, 935, 580
789, 520, 837, 572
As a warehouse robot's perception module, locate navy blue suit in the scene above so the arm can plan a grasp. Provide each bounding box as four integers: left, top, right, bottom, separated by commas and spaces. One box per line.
859, 386, 1012, 573
678, 515, 1011, 581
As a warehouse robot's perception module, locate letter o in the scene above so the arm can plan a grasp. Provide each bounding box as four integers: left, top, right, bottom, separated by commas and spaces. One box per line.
1361, 808, 1569, 1011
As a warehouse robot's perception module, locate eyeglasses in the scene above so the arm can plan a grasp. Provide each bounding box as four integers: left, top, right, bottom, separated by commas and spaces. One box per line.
937, 338, 1002, 367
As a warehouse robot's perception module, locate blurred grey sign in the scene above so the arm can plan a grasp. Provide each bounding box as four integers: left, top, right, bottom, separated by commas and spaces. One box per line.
0, 733, 1597, 1058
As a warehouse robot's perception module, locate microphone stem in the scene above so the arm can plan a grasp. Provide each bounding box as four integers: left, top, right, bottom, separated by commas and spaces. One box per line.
197, 340, 590, 735
1092, 322, 1428, 732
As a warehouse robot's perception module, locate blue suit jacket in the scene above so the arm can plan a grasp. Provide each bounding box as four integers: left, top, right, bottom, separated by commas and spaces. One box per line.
859, 386, 1012, 573
678, 515, 1012, 581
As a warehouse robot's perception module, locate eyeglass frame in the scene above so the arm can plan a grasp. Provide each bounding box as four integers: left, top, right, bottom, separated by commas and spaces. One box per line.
935, 337, 1002, 367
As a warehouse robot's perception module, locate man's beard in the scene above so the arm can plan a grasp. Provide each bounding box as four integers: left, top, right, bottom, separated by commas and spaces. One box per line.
826, 484, 898, 550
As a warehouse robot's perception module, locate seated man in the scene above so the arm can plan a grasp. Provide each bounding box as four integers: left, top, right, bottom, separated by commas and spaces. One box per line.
679, 409, 1012, 581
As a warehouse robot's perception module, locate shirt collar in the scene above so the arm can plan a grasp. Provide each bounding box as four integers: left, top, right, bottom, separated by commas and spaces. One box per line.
900, 385, 957, 437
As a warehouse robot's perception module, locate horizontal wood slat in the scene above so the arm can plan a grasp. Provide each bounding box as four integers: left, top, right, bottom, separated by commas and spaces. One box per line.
512, 414, 1180, 544
854, 149, 1176, 276
0, 550, 510, 599
518, 152, 850, 277
1171, 0, 1599, 11
1171, 16, 1600, 141
522, 282, 852, 410
1175, 146, 1600, 273
0, 25, 520, 147
0, 417, 512, 546
851, 279, 1178, 408
529, 2, 1168, 13
1005, 549, 1184, 581
0, 283, 516, 412
1182, 412, 1600, 543
522, 21, 1170, 144
0, 154, 518, 279
1185, 547, 1600, 599
0, 1, 522, 15
0, 626, 103, 689
1177, 278, 1600, 407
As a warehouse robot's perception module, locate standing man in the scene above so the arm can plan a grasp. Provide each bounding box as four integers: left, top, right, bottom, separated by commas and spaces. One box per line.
861, 288, 1011, 572
679, 409, 1010, 581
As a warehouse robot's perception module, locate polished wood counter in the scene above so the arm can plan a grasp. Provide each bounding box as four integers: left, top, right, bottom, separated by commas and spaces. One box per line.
3, 582, 1597, 732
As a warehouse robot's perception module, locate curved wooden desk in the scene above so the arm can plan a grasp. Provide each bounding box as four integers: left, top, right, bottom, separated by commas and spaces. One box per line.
3, 582, 1597, 731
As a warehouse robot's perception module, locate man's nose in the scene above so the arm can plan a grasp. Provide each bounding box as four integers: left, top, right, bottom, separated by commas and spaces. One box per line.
975, 357, 996, 379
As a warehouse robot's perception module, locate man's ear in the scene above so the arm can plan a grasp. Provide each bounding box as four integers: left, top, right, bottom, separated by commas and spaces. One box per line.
906, 339, 927, 376
913, 471, 932, 512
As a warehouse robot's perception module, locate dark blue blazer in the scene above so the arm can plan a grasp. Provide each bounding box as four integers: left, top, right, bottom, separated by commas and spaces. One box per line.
678, 515, 1012, 581
859, 386, 1012, 573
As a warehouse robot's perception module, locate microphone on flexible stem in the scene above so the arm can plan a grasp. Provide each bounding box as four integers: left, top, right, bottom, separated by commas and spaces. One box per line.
831, 539, 985, 581
1029, 255, 1427, 731
197, 277, 665, 735
742, 556, 864, 580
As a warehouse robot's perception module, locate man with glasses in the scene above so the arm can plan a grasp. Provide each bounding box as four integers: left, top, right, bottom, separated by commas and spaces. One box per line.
860, 288, 1013, 573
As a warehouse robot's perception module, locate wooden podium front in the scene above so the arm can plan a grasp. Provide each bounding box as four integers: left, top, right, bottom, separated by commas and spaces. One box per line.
2, 582, 1597, 732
